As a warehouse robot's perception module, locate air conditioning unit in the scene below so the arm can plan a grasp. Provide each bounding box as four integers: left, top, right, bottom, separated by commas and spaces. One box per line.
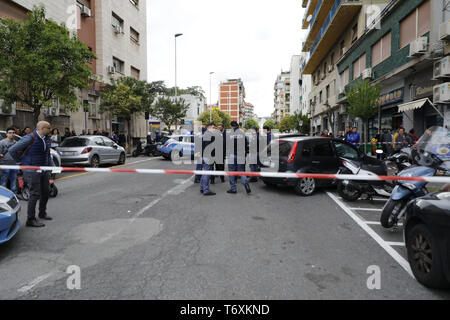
81, 5, 91, 17
46, 106, 59, 117
0, 99, 16, 115
113, 24, 123, 34
433, 82, 450, 103
362, 68, 373, 79
440, 21, 450, 41
433, 56, 450, 79
108, 65, 116, 74
409, 37, 428, 57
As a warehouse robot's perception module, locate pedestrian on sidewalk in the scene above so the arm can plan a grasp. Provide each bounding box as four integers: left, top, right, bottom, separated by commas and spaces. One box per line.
118, 131, 126, 149
200, 123, 216, 196
6, 121, 55, 227
22, 127, 32, 137
248, 126, 260, 183
0, 127, 18, 193
194, 125, 206, 183
50, 128, 61, 149
346, 127, 360, 146
226, 121, 251, 194
211, 123, 226, 183
62, 127, 71, 142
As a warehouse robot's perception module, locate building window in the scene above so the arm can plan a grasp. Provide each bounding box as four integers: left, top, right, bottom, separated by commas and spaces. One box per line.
340, 40, 346, 57
112, 12, 124, 31
113, 57, 124, 73
319, 91, 323, 104
326, 85, 330, 100
130, 27, 140, 44
400, 0, 430, 49
351, 24, 358, 43
371, 31, 392, 67
324, 62, 327, 76
353, 53, 366, 80
130, 66, 140, 80
330, 52, 335, 68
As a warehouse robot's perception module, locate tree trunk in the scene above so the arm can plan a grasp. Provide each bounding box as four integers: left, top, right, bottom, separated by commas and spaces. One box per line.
33, 106, 41, 125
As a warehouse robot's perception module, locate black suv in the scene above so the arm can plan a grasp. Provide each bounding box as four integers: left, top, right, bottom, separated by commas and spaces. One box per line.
261, 137, 386, 196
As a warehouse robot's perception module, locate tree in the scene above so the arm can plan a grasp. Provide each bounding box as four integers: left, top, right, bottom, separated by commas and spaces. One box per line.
244, 119, 259, 130
0, 6, 95, 123
346, 79, 380, 154
277, 116, 292, 133
165, 86, 205, 98
290, 112, 310, 135
197, 109, 223, 126
152, 97, 189, 129
100, 83, 142, 149
217, 110, 232, 129
263, 119, 275, 129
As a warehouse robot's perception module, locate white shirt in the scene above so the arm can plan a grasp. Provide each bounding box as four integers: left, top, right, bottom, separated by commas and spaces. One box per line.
37, 132, 46, 151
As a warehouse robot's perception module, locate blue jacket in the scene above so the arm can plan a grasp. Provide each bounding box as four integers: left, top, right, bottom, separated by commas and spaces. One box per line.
7, 131, 55, 166
346, 132, 360, 145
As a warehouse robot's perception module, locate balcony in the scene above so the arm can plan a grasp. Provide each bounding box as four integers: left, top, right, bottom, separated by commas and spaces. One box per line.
302, 0, 320, 29
303, 0, 309, 8
302, 0, 363, 74
302, 0, 334, 47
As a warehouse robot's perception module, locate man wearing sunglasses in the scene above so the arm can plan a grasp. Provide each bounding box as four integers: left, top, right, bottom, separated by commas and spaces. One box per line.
0, 127, 18, 193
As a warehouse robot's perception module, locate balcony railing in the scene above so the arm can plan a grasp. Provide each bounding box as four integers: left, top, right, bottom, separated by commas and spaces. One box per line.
308, 0, 323, 31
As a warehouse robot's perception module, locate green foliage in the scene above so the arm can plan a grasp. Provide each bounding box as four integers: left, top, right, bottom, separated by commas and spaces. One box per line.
346, 79, 380, 121
290, 112, 310, 134
166, 86, 205, 98
100, 83, 142, 120
263, 119, 275, 129
277, 116, 292, 133
0, 6, 95, 122
197, 109, 232, 128
244, 119, 259, 130
152, 97, 190, 127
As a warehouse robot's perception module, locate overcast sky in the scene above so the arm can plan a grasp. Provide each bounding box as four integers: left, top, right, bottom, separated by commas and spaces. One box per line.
146, 0, 307, 118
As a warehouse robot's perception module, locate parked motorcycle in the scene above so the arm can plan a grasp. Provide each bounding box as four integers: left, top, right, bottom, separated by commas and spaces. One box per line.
385, 147, 412, 175
337, 157, 393, 201
132, 140, 159, 157
380, 126, 450, 229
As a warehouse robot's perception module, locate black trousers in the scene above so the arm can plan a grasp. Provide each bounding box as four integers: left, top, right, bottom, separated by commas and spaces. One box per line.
24, 171, 49, 220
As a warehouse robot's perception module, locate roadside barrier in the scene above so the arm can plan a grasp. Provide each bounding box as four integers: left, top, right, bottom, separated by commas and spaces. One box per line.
1, 165, 449, 183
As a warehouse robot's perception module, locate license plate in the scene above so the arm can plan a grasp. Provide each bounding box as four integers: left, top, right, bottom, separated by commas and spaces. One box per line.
63, 152, 75, 156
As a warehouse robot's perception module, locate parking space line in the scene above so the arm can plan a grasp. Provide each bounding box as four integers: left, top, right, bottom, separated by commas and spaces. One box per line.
365, 221, 403, 226
385, 242, 405, 246
337, 197, 387, 202
349, 208, 382, 211
327, 192, 414, 278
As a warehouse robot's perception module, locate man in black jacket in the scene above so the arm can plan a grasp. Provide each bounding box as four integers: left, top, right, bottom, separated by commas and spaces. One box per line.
226, 121, 251, 194
200, 123, 216, 196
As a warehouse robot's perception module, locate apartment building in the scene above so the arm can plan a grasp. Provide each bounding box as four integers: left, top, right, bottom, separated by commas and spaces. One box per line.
299, 53, 312, 118
0, 0, 148, 147
337, 0, 450, 137
290, 55, 302, 115
243, 102, 255, 122
218, 79, 246, 123
301, 0, 389, 135
170, 94, 207, 124
273, 71, 291, 122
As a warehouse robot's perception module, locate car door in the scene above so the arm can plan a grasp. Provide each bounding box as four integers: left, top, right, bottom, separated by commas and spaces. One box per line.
311, 139, 339, 174
92, 137, 107, 163
101, 137, 118, 162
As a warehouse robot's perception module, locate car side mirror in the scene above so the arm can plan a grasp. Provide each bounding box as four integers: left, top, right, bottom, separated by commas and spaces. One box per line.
113, 144, 118, 149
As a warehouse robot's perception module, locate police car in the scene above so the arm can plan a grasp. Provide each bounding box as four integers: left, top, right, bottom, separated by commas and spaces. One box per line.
157, 135, 195, 161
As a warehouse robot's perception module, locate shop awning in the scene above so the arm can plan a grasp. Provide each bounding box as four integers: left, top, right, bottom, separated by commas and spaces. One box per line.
397, 98, 444, 117
397, 98, 431, 113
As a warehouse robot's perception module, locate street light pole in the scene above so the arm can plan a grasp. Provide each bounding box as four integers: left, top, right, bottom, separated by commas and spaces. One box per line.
174, 33, 183, 97
209, 72, 214, 123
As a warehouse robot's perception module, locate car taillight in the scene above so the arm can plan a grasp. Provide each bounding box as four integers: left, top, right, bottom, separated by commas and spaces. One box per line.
81, 147, 92, 154
287, 141, 298, 164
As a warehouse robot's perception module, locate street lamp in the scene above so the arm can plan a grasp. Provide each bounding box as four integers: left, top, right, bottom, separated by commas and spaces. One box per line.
209, 71, 214, 122
174, 33, 183, 97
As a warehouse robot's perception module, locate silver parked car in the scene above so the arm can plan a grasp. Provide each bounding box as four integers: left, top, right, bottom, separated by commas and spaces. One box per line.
0, 131, 61, 167
57, 135, 126, 168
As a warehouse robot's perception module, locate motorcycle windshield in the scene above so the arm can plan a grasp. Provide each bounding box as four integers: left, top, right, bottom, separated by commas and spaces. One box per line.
416, 126, 450, 171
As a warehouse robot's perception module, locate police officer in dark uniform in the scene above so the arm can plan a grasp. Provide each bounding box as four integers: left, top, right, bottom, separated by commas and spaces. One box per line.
226, 121, 251, 194
200, 123, 216, 196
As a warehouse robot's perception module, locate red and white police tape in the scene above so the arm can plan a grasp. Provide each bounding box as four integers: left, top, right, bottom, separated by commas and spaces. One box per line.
1, 165, 450, 183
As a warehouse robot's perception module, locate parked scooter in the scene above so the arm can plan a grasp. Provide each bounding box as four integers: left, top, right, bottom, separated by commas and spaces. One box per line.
337, 157, 393, 201
17, 172, 58, 201
380, 126, 450, 229
132, 140, 159, 157
385, 147, 412, 174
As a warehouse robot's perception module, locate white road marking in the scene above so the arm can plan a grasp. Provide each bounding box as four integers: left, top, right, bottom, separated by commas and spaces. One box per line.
127, 157, 163, 165
327, 192, 414, 278
337, 197, 387, 202
365, 221, 403, 226
385, 242, 405, 246
17, 172, 191, 293
349, 208, 382, 211
17, 270, 59, 293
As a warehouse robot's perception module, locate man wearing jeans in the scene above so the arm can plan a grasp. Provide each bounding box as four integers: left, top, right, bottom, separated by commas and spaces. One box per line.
0, 127, 18, 193
6, 121, 54, 227
200, 123, 216, 196
226, 121, 251, 194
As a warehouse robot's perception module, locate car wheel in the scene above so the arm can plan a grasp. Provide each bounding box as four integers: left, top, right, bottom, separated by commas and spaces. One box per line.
171, 149, 182, 161
380, 199, 404, 228
90, 155, 100, 168
294, 178, 316, 196
118, 152, 126, 165
337, 181, 362, 201
406, 224, 450, 289
22, 187, 30, 201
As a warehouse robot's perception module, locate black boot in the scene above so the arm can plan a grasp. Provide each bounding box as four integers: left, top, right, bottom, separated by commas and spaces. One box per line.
26, 218, 45, 227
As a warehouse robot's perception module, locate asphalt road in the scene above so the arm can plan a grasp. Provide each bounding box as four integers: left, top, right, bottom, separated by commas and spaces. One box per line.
0, 156, 449, 299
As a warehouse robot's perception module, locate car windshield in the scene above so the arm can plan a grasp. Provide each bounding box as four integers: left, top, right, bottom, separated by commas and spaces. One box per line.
60, 137, 90, 147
